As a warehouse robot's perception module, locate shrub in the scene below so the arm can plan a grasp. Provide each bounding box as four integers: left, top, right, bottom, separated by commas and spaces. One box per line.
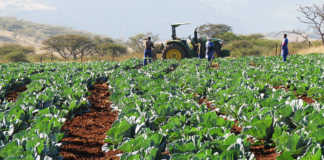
0, 44, 34, 56
6, 51, 29, 62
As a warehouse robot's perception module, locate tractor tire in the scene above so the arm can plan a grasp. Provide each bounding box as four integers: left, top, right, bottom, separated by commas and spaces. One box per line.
162, 44, 187, 60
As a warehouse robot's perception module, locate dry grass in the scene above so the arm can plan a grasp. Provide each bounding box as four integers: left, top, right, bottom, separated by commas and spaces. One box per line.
297, 46, 324, 55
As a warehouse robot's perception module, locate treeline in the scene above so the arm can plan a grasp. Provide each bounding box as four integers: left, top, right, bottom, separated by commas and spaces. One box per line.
42, 34, 127, 62
197, 24, 321, 57
0, 34, 128, 63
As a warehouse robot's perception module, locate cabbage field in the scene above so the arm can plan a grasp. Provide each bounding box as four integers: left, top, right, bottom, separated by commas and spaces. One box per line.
0, 54, 323, 160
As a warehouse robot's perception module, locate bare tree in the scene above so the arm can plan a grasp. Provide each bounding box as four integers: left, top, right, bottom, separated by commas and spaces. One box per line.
297, 4, 324, 45
276, 30, 310, 42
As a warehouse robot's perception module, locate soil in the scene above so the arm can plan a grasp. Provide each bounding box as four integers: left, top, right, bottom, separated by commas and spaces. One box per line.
199, 97, 242, 135
211, 63, 219, 69
248, 138, 279, 160
249, 62, 257, 67
59, 83, 121, 160
5, 85, 28, 102
198, 97, 226, 116
298, 95, 315, 104
254, 152, 279, 160
30, 68, 56, 75
250, 144, 279, 160
273, 85, 289, 91
125, 64, 143, 70
273, 86, 315, 104
230, 120, 242, 135
164, 64, 179, 74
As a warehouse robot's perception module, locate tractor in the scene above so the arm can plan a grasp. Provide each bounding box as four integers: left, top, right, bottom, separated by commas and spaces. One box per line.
162, 23, 223, 60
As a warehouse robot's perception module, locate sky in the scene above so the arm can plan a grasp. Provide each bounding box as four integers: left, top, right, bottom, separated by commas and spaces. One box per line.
0, 0, 323, 40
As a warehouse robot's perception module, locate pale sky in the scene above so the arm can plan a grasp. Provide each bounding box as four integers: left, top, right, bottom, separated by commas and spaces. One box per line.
0, 0, 323, 40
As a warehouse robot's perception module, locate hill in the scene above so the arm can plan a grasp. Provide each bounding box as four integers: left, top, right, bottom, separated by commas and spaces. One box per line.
0, 17, 90, 47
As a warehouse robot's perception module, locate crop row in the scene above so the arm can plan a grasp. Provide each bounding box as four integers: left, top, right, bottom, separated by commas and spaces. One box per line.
106, 55, 323, 159
0, 55, 323, 159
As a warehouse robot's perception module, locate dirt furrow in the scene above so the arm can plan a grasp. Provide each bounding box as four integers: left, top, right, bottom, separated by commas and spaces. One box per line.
5, 79, 31, 102
59, 83, 121, 160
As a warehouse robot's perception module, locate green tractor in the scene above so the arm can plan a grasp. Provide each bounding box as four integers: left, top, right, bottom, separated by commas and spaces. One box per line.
162, 23, 223, 60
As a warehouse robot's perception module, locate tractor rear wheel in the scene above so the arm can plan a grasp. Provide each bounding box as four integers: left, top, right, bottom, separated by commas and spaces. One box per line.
162, 44, 186, 60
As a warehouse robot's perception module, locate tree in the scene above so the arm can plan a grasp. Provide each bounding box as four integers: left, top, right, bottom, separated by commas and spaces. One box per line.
127, 32, 159, 53
95, 42, 111, 58
297, 4, 324, 45
0, 44, 34, 56
6, 52, 29, 62
106, 43, 127, 60
197, 24, 232, 37
42, 34, 95, 61
217, 32, 240, 43
276, 30, 310, 42
42, 36, 69, 60
93, 35, 114, 44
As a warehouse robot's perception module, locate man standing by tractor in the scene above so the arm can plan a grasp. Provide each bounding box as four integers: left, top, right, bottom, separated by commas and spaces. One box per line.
281, 34, 289, 62
206, 38, 215, 61
144, 37, 154, 65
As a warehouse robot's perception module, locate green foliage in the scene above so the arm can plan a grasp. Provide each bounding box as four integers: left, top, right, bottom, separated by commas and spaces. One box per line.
43, 35, 127, 61
223, 40, 263, 57
42, 34, 94, 60
106, 120, 134, 144
127, 32, 159, 53
244, 115, 273, 140
0, 44, 34, 56
198, 23, 232, 37
216, 32, 240, 43
106, 43, 127, 58
6, 51, 29, 62
0, 55, 323, 159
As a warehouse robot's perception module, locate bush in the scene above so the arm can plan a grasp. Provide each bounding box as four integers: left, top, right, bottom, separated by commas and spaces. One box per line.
0, 44, 34, 56
222, 38, 282, 57
223, 40, 264, 57
6, 51, 29, 62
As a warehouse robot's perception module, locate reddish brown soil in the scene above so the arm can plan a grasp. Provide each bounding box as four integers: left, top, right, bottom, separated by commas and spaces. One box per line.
273, 85, 288, 90
161, 150, 170, 156
5, 85, 27, 102
199, 97, 242, 134
198, 97, 217, 110
230, 120, 242, 135
254, 152, 279, 160
273, 86, 315, 104
250, 144, 279, 160
248, 138, 279, 160
59, 83, 121, 160
211, 63, 219, 69
298, 95, 315, 104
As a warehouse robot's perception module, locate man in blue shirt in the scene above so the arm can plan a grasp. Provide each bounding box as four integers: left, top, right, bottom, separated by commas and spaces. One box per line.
205, 38, 215, 61
281, 34, 289, 62
143, 37, 154, 65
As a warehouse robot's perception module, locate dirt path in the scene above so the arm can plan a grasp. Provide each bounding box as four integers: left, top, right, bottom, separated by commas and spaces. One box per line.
59, 83, 121, 160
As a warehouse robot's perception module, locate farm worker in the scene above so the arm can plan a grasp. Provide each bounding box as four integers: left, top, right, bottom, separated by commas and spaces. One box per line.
281, 34, 289, 62
206, 38, 215, 61
143, 37, 154, 65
